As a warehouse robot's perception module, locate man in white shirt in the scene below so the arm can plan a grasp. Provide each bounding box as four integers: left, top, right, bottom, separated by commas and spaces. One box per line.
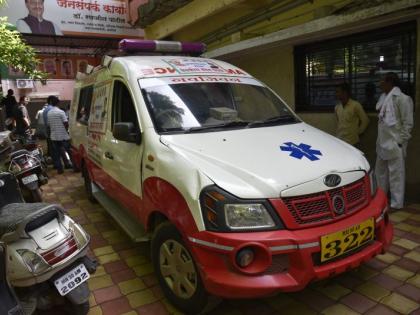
375, 72, 414, 210
47, 97, 72, 174
16, 0, 62, 36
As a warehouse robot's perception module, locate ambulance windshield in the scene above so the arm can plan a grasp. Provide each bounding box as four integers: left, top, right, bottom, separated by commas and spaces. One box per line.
139, 76, 298, 133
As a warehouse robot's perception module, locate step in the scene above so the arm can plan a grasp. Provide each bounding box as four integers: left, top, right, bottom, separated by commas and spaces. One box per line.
92, 183, 149, 242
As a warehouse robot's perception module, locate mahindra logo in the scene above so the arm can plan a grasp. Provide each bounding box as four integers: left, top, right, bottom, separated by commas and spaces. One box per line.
324, 174, 341, 187
332, 195, 345, 215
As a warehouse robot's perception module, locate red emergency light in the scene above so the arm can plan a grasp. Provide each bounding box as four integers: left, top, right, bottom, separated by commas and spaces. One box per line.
119, 39, 206, 55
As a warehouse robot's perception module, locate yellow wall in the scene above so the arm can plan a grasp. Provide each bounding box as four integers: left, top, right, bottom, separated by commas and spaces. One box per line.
232, 47, 295, 106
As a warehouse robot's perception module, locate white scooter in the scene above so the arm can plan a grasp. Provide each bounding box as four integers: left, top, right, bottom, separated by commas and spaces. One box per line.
0, 172, 97, 314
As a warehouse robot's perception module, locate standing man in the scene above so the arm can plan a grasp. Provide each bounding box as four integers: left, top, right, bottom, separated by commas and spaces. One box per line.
34, 102, 49, 138
47, 96, 72, 174
14, 96, 31, 139
375, 72, 414, 210
43, 96, 54, 157
16, 0, 63, 35
1, 89, 18, 130
335, 82, 370, 147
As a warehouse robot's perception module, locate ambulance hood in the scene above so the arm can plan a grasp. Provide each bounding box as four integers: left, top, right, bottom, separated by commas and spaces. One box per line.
160, 122, 370, 198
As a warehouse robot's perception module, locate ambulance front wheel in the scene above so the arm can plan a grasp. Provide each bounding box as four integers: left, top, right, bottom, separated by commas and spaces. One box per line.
151, 222, 208, 314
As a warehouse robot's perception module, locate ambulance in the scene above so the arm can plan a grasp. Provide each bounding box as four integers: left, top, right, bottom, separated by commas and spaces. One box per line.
69, 39, 393, 313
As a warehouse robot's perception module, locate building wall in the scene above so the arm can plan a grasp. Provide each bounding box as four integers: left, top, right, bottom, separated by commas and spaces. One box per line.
229, 21, 420, 202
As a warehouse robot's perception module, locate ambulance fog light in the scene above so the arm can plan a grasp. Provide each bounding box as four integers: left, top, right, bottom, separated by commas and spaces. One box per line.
236, 248, 254, 268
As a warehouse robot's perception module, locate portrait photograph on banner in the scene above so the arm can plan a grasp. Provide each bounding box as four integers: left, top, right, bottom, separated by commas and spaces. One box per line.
77, 59, 89, 74
0, 0, 144, 38
43, 58, 57, 76
61, 59, 74, 77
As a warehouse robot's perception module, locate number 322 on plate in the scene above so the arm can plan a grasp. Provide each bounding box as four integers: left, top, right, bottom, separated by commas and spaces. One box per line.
320, 218, 374, 262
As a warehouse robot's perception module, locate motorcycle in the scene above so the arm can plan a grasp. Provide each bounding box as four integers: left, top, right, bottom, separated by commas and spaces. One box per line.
0, 131, 13, 162
0, 172, 96, 314
11, 134, 50, 169
8, 148, 48, 202
0, 242, 24, 315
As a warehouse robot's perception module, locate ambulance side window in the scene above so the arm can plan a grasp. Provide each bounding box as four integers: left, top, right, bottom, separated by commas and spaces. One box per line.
111, 80, 139, 132
77, 85, 93, 124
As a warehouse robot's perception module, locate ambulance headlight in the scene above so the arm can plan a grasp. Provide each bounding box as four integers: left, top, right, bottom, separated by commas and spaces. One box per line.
224, 204, 275, 230
200, 186, 282, 231
369, 169, 377, 197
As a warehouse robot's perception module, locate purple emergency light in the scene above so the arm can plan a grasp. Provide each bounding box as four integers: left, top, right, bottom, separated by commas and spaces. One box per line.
119, 39, 206, 55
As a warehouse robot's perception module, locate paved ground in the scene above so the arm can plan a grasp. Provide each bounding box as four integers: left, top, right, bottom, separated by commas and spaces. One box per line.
38, 170, 420, 315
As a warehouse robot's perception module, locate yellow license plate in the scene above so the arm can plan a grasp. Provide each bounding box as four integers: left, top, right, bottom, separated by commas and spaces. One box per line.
320, 218, 374, 263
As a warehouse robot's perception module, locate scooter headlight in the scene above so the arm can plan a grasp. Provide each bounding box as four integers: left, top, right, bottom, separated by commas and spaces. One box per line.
17, 250, 49, 274
369, 169, 377, 197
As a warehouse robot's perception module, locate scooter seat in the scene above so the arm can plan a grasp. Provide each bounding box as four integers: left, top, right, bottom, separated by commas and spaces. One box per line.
10, 149, 30, 160
0, 203, 62, 238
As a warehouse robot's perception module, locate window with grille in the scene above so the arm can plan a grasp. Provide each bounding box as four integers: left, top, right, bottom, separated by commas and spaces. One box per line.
294, 22, 416, 111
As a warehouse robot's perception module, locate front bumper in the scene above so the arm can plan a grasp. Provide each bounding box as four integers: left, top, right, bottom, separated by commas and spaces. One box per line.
188, 190, 392, 299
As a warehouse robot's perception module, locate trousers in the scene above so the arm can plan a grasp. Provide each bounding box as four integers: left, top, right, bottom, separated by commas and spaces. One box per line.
375, 149, 406, 209
52, 140, 72, 172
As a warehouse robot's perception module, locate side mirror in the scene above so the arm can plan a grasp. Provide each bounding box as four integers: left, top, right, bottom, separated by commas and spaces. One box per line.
113, 122, 141, 145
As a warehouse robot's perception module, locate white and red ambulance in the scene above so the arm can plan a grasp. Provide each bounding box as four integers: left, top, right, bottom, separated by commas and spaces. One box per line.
69, 40, 393, 313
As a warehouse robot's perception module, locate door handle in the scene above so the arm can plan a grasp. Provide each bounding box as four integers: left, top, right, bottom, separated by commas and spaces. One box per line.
104, 151, 114, 160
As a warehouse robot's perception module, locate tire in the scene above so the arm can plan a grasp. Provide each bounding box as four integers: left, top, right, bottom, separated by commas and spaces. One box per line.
151, 222, 208, 314
30, 188, 42, 202
82, 164, 96, 203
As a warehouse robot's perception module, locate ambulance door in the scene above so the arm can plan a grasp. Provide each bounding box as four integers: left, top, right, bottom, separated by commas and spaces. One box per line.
87, 81, 113, 192
103, 79, 143, 218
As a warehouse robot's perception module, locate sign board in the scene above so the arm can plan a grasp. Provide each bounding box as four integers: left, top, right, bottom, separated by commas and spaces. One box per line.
88, 81, 111, 134
0, 0, 144, 38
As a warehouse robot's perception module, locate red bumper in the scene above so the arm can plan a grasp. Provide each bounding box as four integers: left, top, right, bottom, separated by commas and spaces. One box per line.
188, 190, 392, 299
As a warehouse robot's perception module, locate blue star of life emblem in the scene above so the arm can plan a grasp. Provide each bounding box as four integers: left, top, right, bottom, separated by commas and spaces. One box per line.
280, 142, 322, 161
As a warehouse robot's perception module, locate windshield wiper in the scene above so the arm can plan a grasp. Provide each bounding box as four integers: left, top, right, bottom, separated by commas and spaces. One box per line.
247, 114, 297, 128
184, 121, 251, 133
159, 127, 188, 133
161, 115, 297, 134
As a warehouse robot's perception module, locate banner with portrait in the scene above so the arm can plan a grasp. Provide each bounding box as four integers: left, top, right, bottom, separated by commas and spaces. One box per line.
0, 0, 145, 38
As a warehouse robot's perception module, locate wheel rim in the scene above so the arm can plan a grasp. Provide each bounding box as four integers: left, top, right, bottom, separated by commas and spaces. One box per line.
159, 239, 197, 299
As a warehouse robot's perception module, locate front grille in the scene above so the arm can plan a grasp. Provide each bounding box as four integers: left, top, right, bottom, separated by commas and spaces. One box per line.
282, 177, 369, 227
41, 235, 78, 265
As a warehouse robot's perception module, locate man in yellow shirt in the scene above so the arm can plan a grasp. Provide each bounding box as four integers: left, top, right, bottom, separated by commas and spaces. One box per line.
335, 83, 369, 146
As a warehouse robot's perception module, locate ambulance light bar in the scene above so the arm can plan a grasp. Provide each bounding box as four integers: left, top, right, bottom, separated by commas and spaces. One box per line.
119, 39, 206, 55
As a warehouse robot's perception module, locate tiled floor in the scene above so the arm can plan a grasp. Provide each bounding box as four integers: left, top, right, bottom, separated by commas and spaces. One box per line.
37, 171, 420, 315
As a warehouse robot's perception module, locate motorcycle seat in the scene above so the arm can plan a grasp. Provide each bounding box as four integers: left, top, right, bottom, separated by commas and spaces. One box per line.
0, 203, 63, 239
10, 149, 30, 160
